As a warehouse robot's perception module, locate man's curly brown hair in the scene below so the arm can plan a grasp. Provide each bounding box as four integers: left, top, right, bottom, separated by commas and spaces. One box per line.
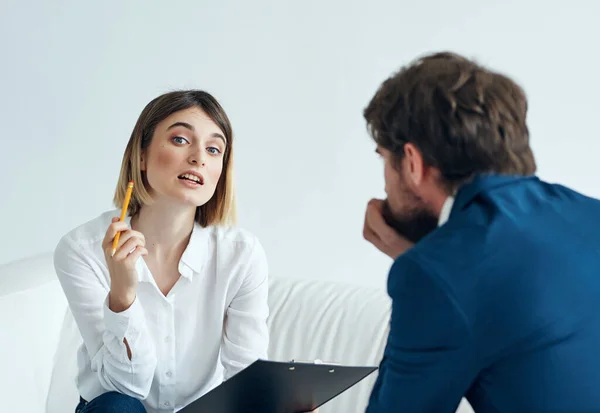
364, 51, 536, 193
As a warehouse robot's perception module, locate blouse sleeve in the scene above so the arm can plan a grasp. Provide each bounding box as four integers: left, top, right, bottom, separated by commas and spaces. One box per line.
53, 235, 158, 398
219, 236, 270, 380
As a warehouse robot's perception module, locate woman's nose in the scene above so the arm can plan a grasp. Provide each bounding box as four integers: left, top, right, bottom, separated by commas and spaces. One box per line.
188, 148, 206, 167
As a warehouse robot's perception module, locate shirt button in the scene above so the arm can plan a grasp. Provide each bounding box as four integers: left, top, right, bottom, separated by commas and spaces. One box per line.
164, 401, 171, 407
166, 371, 172, 377
164, 336, 170, 343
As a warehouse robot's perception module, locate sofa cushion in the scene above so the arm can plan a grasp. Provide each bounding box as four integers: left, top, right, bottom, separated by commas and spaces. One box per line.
266, 276, 391, 413
0, 279, 67, 413
46, 307, 82, 413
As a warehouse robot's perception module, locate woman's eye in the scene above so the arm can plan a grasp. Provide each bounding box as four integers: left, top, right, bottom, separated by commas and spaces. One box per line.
172, 136, 189, 145
207, 147, 222, 155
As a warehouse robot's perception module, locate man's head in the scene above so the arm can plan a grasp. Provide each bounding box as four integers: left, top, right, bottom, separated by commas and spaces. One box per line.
364, 51, 536, 243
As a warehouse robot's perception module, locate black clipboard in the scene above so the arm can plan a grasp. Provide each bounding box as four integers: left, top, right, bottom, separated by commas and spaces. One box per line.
179, 359, 378, 413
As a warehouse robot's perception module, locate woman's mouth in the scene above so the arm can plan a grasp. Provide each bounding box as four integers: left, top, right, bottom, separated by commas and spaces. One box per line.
178, 173, 204, 185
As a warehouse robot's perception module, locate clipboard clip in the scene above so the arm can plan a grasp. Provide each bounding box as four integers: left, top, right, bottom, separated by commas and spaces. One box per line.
290, 358, 341, 366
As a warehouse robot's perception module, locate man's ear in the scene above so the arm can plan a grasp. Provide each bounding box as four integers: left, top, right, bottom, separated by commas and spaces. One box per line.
404, 143, 425, 187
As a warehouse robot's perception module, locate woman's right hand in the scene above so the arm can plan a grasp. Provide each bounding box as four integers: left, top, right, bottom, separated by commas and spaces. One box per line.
102, 217, 148, 312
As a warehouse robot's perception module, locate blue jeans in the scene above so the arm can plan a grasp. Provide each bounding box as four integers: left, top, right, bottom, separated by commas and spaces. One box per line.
75, 392, 146, 413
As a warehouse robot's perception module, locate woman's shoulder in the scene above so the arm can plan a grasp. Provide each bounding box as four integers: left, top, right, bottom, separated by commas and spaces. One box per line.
208, 225, 263, 250
55, 209, 119, 251
206, 226, 268, 279
205, 225, 268, 264
53, 209, 118, 274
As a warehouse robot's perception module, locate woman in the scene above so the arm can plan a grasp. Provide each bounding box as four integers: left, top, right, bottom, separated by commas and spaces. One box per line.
53, 90, 270, 413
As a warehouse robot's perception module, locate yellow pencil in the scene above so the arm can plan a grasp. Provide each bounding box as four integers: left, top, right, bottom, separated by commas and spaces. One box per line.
111, 180, 134, 257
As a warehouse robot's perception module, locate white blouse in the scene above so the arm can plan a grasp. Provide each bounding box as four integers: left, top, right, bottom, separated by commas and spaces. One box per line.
53, 210, 270, 413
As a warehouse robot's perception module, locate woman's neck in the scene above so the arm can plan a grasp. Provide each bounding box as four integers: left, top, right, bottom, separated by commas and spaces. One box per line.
131, 200, 196, 263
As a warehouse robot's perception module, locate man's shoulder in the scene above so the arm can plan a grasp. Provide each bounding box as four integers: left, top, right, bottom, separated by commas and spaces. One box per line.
399, 177, 600, 299
421, 177, 600, 255
407, 218, 487, 267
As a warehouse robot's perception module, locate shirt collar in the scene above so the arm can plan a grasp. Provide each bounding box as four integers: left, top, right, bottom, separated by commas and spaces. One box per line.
450, 174, 538, 215
438, 196, 455, 226
438, 175, 540, 227
126, 215, 209, 282
178, 222, 210, 279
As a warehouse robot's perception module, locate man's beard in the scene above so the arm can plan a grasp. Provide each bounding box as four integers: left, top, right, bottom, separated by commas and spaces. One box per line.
381, 194, 439, 244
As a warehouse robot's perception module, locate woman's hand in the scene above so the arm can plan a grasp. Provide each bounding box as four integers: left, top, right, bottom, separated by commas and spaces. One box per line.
102, 217, 148, 312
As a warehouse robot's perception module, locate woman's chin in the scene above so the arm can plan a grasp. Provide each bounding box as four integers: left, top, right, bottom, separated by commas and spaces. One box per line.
147, 186, 215, 209
174, 192, 213, 208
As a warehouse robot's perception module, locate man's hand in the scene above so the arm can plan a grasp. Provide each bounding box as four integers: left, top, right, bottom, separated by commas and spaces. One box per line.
363, 199, 414, 259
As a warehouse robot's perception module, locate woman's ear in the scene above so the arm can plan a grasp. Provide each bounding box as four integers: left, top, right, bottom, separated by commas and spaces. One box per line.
140, 152, 146, 171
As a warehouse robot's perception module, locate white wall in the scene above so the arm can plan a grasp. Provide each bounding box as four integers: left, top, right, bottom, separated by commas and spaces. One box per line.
1, 0, 599, 289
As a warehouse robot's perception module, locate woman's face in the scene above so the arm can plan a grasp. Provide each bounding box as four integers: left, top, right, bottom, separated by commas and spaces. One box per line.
140, 107, 227, 208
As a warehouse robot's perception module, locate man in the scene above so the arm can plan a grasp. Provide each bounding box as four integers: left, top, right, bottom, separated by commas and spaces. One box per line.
362, 52, 600, 412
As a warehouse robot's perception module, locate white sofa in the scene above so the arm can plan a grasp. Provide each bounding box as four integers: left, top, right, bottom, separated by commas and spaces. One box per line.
0, 252, 473, 413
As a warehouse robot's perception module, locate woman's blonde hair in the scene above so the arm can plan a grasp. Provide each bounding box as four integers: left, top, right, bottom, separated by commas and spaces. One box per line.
113, 90, 236, 227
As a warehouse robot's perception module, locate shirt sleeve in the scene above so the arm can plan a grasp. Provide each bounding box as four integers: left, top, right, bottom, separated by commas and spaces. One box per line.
365, 255, 476, 413
53, 235, 158, 399
220, 236, 270, 380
